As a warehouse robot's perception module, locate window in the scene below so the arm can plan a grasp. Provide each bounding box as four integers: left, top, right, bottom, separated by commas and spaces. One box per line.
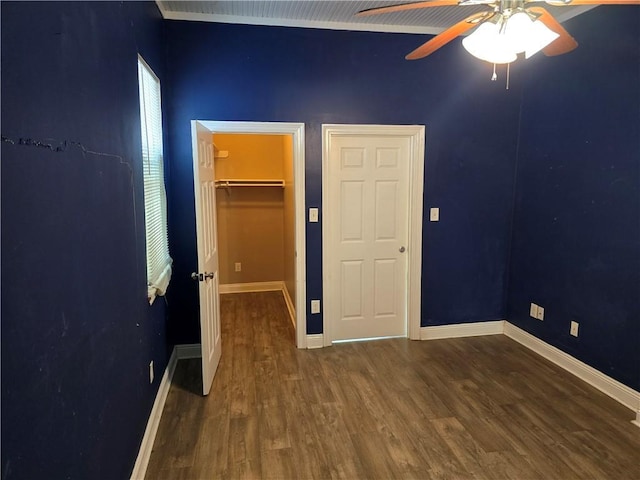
138, 56, 172, 304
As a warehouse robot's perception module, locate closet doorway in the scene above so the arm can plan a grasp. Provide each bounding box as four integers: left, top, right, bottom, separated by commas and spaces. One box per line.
192, 121, 307, 349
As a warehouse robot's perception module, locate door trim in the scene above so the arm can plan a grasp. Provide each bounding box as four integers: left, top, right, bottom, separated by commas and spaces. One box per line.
192, 121, 307, 349
322, 124, 425, 345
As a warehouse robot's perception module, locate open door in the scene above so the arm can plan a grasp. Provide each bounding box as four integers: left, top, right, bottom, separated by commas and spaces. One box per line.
191, 120, 307, 348
191, 121, 222, 395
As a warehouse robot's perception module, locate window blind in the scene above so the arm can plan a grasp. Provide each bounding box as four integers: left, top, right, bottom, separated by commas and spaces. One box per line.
138, 57, 172, 304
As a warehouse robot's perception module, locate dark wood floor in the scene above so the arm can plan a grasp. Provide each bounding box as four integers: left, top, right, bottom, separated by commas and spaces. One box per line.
146, 292, 639, 479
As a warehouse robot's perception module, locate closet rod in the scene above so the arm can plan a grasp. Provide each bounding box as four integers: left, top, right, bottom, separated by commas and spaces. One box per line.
215, 179, 285, 188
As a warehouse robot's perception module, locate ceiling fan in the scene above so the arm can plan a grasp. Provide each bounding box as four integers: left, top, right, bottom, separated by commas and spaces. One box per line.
356, 0, 639, 64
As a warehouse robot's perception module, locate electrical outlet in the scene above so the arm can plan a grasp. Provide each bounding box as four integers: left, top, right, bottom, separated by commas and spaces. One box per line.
536, 306, 545, 321
149, 361, 154, 384
235, 262, 242, 272
311, 299, 321, 314
570, 321, 579, 337
309, 207, 319, 223
430, 207, 440, 222
530, 303, 538, 318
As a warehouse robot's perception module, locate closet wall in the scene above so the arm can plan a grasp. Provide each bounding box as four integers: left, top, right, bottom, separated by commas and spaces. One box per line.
213, 133, 295, 308
282, 135, 295, 308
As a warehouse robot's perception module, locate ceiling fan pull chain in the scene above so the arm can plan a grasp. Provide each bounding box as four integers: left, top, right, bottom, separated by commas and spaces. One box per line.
506, 62, 510, 90
491, 63, 497, 81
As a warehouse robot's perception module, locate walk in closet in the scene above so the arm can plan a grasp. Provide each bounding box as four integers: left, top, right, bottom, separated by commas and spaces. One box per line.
213, 133, 296, 313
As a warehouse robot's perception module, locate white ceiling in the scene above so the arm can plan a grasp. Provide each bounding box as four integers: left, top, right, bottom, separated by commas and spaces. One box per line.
156, 1, 594, 35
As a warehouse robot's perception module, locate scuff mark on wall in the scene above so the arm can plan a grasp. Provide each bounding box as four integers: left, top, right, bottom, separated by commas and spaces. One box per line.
1, 135, 133, 174
2, 133, 141, 280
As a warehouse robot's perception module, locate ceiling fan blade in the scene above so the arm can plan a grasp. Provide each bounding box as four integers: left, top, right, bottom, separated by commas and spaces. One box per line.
356, 1, 464, 17
528, 7, 578, 56
405, 11, 492, 60
544, 0, 639, 5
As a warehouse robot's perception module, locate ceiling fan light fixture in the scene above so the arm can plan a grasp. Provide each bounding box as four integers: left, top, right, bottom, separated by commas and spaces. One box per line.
461, 21, 518, 64
523, 20, 560, 58
463, 10, 561, 64
503, 12, 535, 53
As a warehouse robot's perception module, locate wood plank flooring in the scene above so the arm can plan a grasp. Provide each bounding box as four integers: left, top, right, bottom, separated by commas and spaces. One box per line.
146, 292, 639, 479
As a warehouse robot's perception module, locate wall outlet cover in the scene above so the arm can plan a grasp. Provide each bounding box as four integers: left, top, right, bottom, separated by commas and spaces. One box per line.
536, 306, 545, 321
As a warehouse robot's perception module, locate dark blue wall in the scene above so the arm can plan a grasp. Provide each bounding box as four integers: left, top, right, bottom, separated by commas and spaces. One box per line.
508, 6, 640, 390
164, 21, 522, 340
2, 5, 637, 479
1, 2, 168, 478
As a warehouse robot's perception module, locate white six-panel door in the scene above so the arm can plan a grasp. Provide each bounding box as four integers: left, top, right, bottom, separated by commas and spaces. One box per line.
325, 132, 412, 341
192, 121, 222, 395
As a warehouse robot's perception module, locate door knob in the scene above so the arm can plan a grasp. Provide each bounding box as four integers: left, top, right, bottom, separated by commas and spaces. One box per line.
399, 246, 406, 253
191, 272, 215, 281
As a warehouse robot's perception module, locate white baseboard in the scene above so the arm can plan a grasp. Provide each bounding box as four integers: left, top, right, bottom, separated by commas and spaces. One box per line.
633, 411, 640, 428
130, 348, 178, 480
306, 334, 324, 349
219, 281, 283, 294
420, 320, 505, 340
130, 343, 205, 479
281, 285, 296, 329
176, 343, 202, 359
503, 322, 640, 416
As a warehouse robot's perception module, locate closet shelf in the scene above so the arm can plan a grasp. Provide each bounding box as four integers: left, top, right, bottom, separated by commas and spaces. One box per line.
212, 143, 229, 159
215, 179, 285, 188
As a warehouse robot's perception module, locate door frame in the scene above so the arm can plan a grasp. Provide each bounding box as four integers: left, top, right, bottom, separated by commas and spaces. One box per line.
191, 120, 307, 349
322, 124, 425, 345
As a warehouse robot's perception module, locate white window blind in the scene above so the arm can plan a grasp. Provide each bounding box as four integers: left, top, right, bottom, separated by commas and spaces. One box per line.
138, 56, 172, 304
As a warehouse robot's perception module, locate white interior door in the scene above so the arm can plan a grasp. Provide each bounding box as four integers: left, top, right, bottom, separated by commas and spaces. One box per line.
326, 133, 411, 341
192, 121, 222, 395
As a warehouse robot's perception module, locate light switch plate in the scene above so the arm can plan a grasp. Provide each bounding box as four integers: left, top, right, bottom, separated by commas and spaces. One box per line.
311, 299, 321, 314
430, 207, 440, 222
309, 208, 319, 223
530, 303, 538, 318
570, 321, 579, 337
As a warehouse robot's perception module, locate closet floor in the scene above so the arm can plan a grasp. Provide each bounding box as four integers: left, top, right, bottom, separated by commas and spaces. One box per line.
145, 291, 640, 479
